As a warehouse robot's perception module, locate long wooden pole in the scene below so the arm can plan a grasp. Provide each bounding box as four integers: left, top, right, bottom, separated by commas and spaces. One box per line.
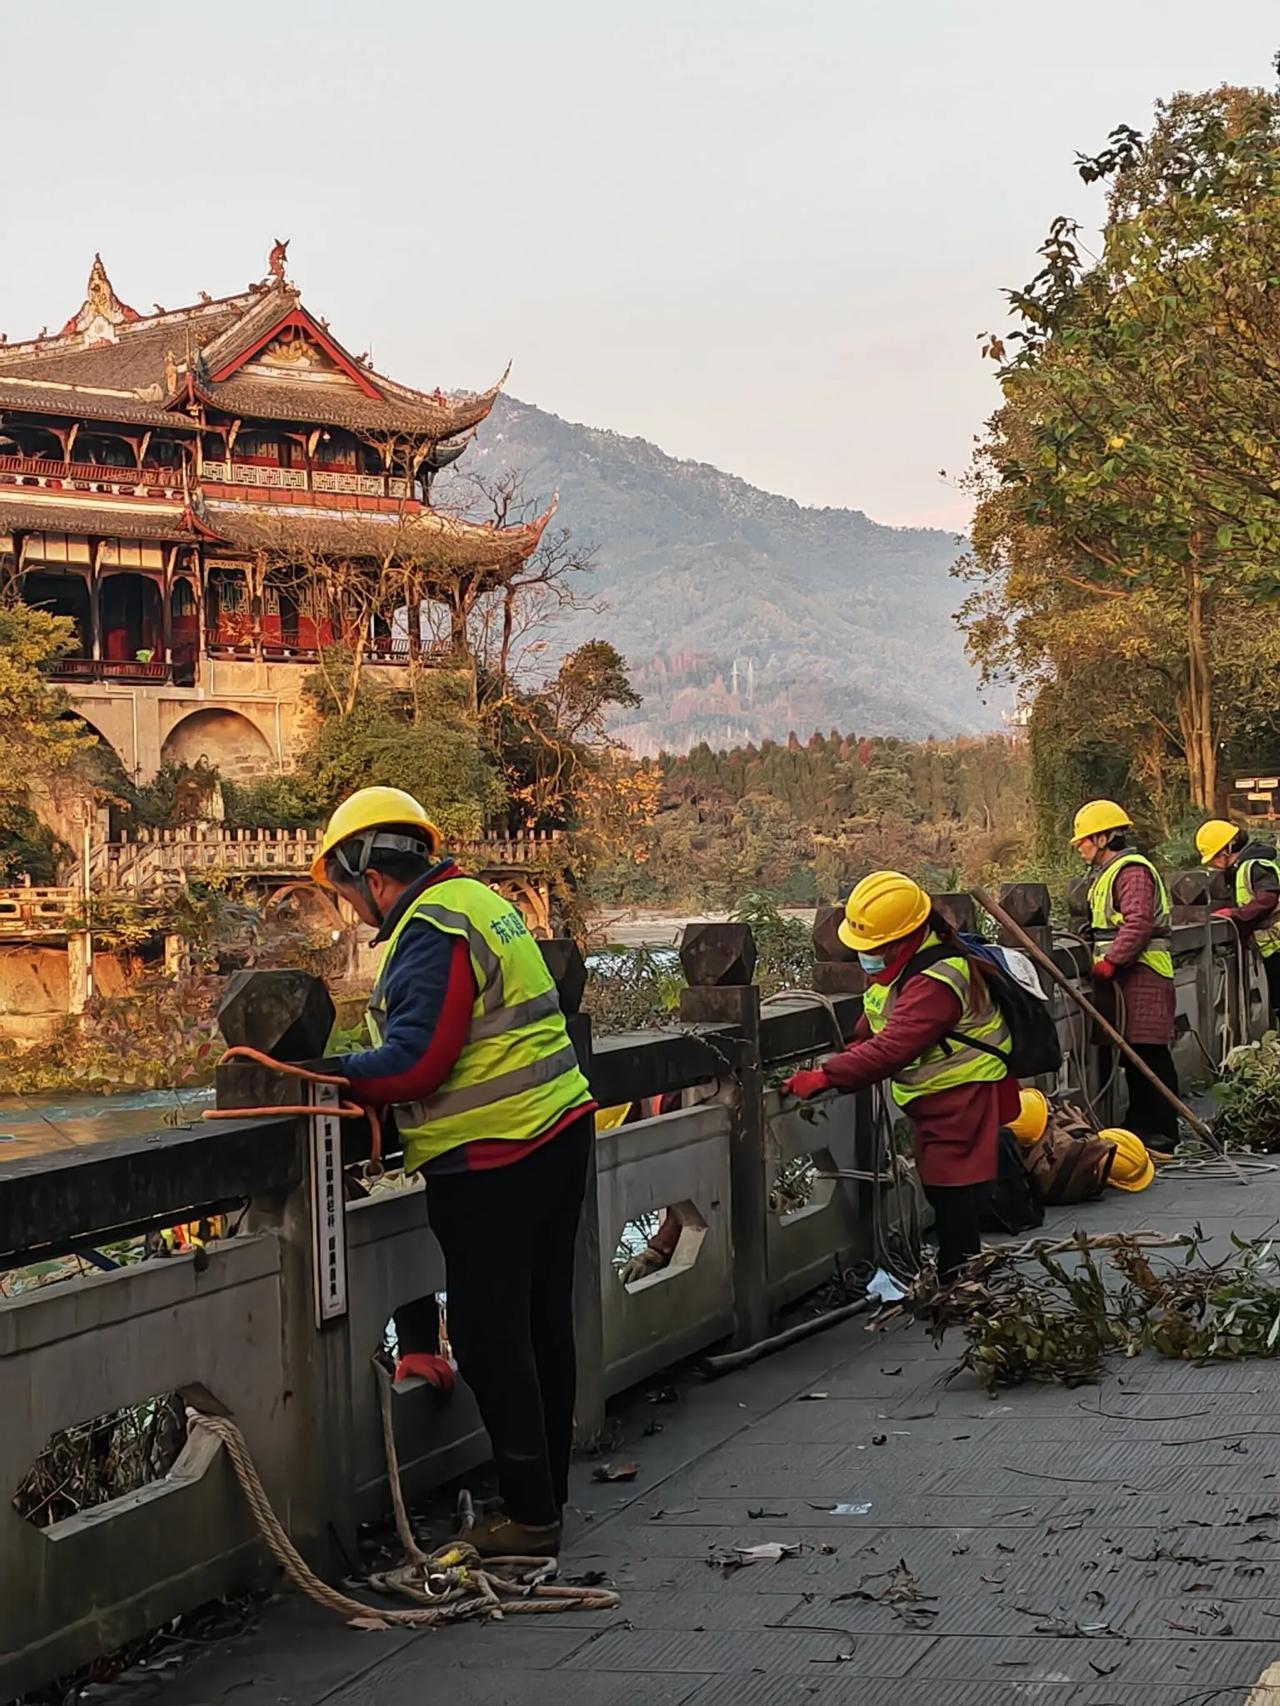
971, 886, 1245, 1179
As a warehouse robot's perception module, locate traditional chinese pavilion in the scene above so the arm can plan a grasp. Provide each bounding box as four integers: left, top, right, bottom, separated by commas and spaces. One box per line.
0, 247, 550, 779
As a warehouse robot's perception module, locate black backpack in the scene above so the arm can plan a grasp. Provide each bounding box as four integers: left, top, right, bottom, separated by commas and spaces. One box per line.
981, 1127, 1045, 1234
902, 935, 1063, 1081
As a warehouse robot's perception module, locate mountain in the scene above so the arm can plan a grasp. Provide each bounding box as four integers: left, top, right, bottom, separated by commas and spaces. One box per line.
462, 395, 1002, 755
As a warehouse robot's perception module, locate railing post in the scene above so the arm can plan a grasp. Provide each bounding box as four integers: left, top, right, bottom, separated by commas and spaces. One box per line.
1172, 870, 1219, 1068
538, 939, 605, 1444
678, 922, 770, 1348
213, 969, 356, 1572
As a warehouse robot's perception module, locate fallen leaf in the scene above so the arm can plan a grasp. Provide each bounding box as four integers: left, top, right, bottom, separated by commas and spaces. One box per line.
735, 1542, 802, 1565
592, 1462, 639, 1483
799, 1392, 829, 1402
748, 1507, 789, 1519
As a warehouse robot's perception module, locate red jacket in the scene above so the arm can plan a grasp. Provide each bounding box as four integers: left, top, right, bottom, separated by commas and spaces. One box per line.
818, 943, 1019, 1188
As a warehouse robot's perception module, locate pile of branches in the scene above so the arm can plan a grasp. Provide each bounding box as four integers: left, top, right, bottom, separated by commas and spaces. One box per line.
921, 1230, 1280, 1391
1212, 1031, 1280, 1152
14, 1392, 186, 1529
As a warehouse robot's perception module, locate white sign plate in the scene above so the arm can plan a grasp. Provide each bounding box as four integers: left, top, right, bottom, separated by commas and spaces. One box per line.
309, 1078, 348, 1325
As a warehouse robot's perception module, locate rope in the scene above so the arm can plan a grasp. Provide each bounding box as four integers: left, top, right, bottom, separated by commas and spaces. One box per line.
188, 1407, 620, 1629
763, 988, 924, 1284
200, 1046, 383, 1178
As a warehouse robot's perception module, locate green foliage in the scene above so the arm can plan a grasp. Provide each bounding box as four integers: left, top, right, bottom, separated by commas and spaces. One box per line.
1212, 1032, 1280, 1151
596, 729, 1028, 907
583, 945, 685, 1033
0, 976, 221, 1095
0, 601, 94, 800
122, 760, 222, 830
0, 803, 63, 885
730, 892, 812, 993
964, 80, 1280, 813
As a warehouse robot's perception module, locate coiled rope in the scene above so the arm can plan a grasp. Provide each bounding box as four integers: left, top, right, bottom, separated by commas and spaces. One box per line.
187, 1396, 620, 1630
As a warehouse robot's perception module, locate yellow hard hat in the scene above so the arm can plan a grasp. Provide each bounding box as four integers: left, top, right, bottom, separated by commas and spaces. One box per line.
311, 787, 442, 886
1070, 800, 1133, 846
1100, 1127, 1154, 1192
838, 870, 931, 952
1196, 819, 1241, 865
1007, 1088, 1049, 1146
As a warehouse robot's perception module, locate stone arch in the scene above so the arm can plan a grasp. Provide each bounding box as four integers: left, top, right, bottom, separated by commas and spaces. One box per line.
161, 708, 274, 780
264, 881, 345, 934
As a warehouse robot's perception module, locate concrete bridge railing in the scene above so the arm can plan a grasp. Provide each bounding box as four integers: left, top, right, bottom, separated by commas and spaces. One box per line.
0, 880, 1263, 1696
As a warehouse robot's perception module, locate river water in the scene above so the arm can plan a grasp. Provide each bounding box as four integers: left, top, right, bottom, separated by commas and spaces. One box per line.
0, 1086, 213, 1159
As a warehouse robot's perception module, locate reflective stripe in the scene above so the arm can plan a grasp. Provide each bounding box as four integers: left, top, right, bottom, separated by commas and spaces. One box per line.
894, 1022, 1012, 1086
1239, 860, 1280, 957
1089, 854, 1173, 979
469, 987, 560, 1041
920, 959, 967, 1001
413, 901, 506, 1014
422, 1041, 581, 1119
863, 934, 1010, 1105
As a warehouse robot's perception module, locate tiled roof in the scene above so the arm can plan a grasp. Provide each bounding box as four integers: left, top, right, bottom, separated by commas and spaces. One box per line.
195, 373, 501, 437
0, 380, 197, 430
203, 497, 555, 573
0, 264, 503, 441
0, 498, 194, 541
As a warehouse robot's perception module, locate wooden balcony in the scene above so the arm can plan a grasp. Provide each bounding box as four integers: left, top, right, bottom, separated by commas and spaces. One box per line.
201, 460, 412, 501
50, 657, 172, 683
0, 455, 184, 499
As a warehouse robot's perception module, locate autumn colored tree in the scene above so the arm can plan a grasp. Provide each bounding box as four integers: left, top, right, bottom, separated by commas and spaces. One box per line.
961, 80, 1280, 811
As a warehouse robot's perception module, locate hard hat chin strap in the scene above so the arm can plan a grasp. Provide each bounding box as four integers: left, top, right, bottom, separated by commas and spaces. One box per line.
329, 828, 435, 929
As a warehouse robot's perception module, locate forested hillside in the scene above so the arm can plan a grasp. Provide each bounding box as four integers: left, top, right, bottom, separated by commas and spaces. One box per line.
595, 729, 1029, 906
462, 396, 1003, 753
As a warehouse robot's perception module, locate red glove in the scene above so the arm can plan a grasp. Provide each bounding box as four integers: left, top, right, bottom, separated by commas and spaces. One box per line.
782, 1068, 831, 1100
1213, 908, 1234, 919
1092, 959, 1116, 982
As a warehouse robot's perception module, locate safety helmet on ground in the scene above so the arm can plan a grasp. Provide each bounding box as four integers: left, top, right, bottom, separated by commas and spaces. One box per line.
837, 870, 932, 953
1007, 1088, 1049, 1146
311, 787, 443, 887
1070, 800, 1134, 847
1099, 1127, 1154, 1192
1196, 819, 1243, 866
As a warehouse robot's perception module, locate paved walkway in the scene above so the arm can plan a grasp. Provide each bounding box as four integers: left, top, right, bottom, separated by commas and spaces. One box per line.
119, 1168, 1280, 1705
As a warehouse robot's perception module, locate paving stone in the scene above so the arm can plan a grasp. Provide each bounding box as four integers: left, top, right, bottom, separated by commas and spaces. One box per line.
909, 1631, 1280, 1684
563, 1626, 931, 1676
326, 1661, 702, 1706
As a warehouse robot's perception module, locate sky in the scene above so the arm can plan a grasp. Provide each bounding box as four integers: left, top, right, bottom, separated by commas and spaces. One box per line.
3, 2, 1278, 532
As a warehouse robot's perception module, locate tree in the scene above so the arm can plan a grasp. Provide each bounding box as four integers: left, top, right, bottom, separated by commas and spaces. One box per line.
0, 601, 97, 876
961, 81, 1280, 810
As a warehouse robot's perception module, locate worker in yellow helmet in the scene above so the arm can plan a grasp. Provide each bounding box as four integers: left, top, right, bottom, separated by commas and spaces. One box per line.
1196, 819, 1280, 1021
1071, 800, 1179, 1151
781, 871, 1020, 1280
315, 787, 594, 1557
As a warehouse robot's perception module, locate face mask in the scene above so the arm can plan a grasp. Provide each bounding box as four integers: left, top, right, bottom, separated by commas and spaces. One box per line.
858, 951, 886, 973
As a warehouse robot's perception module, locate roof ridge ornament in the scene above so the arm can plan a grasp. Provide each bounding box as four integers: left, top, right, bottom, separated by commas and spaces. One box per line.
268, 238, 290, 286
60, 254, 141, 342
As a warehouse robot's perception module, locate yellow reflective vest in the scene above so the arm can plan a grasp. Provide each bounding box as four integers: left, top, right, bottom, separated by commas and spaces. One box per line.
1237, 857, 1280, 958
1088, 853, 1173, 979
367, 876, 590, 1173
861, 932, 1011, 1109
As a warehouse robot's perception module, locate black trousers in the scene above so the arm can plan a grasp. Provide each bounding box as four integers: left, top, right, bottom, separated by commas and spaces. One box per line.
923, 1182, 989, 1281
426, 1114, 592, 1526
1265, 953, 1280, 1025
1123, 1044, 1180, 1149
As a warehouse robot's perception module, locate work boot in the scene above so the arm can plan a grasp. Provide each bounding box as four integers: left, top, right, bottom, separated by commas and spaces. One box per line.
462, 1512, 562, 1557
